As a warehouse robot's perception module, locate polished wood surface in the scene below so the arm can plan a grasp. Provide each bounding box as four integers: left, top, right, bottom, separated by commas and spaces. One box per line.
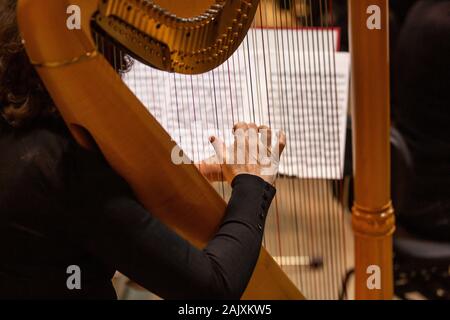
17, 0, 304, 300
349, 0, 395, 300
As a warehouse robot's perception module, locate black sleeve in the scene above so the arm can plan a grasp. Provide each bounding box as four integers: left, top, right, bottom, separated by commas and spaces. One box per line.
62, 144, 276, 300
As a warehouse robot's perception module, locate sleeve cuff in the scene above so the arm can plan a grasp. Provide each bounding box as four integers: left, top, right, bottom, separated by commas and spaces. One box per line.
231, 174, 276, 196
225, 174, 277, 233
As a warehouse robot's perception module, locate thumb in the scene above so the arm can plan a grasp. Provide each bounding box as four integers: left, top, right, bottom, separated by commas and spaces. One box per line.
209, 136, 226, 163
272, 130, 286, 160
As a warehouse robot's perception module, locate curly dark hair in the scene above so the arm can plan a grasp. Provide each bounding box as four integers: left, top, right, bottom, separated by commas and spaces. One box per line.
0, 0, 57, 128
0, 0, 133, 129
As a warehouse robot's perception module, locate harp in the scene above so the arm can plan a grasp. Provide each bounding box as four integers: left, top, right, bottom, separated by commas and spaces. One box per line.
17, 0, 394, 299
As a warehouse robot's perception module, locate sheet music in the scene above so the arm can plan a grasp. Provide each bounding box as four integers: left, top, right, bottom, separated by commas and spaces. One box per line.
126, 28, 350, 179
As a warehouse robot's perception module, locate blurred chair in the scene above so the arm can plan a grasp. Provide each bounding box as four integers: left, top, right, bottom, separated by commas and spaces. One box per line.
391, 126, 450, 300
393, 226, 450, 299
339, 127, 450, 300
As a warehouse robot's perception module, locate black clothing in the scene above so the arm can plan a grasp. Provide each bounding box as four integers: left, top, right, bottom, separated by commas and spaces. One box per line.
392, 0, 450, 241
0, 117, 276, 299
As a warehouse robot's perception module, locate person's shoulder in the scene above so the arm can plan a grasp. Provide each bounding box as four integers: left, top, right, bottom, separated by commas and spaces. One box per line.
10, 118, 130, 194
22, 126, 71, 160
6, 119, 75, 190
0, 120, 74, 211
23, 119, 71, 156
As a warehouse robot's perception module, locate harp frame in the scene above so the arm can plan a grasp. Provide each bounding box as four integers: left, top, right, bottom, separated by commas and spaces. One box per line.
17, 0, 394, 299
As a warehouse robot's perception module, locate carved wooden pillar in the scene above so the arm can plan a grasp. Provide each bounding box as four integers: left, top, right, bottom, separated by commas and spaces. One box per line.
349, 0, 395, 300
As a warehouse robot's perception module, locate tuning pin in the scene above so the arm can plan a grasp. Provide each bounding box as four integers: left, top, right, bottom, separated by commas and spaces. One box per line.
211, 3, 223, 10
207, 8, 219, 15
242, 1, 253, 8
152, 4, 161, 13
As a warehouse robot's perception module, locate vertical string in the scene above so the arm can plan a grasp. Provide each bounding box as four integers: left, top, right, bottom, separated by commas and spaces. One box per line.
290, 0, 308, 297
280, 0, 303, 289
314, 0, 340, 299
302, 0, 325, 298
289, 0, 312, 296
322, 0, 342, 298
326, 0, 349, 299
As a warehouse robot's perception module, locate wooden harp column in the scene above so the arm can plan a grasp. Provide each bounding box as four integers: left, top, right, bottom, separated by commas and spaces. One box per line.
349, 0, 395, 299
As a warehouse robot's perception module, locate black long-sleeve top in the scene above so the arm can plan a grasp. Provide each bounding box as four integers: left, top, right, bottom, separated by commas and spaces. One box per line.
0, 117, 276, 299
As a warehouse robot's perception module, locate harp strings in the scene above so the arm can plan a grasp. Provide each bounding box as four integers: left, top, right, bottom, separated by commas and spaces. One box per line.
311, 0, 334, 297
93, 0, 349, 300
325, 0, 348, 299
248, 0, 346, 299
285, 0, 311, 295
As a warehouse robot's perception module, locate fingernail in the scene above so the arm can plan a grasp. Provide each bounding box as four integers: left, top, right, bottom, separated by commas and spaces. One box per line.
209, 136, 215, 143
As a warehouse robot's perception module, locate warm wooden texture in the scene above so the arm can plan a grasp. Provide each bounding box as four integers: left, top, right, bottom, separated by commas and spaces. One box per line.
17, 0, 304, 300
348, 0, 395, 299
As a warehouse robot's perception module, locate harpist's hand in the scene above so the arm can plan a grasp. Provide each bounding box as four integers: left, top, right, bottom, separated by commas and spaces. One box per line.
197, 122, 286, 185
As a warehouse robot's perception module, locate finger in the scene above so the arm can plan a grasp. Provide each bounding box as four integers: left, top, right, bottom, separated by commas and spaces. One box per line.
258, 125, 272, 154
247, 123, 258, 131
210, 136, 226, 163
247, 123, 258, 160
233, 130, 246, 165
247, 124, 259, 164
275, 130, 287, 156
233, 122, 248, 134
